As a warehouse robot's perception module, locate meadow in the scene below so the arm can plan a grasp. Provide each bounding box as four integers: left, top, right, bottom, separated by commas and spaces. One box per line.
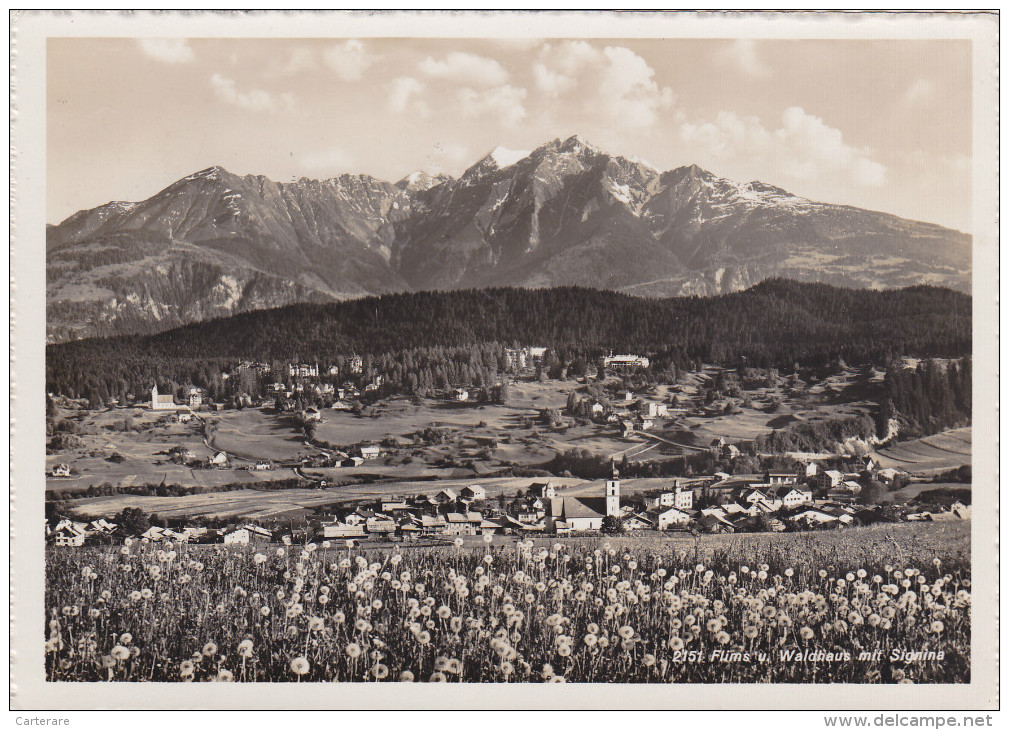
873, 427, 972, 475
45, 522, 969, 684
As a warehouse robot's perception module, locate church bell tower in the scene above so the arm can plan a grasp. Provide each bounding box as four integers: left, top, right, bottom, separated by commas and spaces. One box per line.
605, 465, 621, 517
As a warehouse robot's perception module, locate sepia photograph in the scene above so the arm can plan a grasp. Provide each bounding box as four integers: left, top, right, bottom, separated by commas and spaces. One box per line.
11, 9, 999, 711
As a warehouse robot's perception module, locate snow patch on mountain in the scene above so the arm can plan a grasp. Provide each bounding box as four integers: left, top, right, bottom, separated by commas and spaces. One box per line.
627, 155, 658, 171
487, 146, 529, 168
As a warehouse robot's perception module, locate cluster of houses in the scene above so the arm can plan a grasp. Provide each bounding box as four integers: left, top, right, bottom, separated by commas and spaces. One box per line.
285, 358, 363, 380
570, 389, 683, 436
505, 347, 548, 373
46, 518, 275, 547
150, 384, 206, 412
305, 458, 966, 539
272, 380, 377, 411
47, 462, 969, 548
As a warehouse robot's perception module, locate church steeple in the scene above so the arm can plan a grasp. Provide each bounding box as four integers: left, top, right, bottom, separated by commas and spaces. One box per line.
605, 462, 620, 517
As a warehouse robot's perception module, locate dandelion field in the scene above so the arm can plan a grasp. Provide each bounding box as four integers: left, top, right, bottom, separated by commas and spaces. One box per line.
45, 524, 970, 684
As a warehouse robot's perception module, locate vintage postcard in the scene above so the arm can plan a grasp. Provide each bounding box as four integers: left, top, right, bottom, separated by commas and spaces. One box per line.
10, 10, 999, 711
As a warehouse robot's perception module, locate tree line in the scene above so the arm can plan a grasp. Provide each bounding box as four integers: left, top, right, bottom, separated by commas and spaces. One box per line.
45, 280, 971, 401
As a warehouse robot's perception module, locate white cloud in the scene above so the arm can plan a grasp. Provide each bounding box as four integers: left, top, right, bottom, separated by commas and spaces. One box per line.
532, 62, 576, 96
387, 76, 428, 117
533, 41, 674, 128
419, 52, 510, 87
457, 85, 528, 127
904, 77, 933, 104
138, 38, 195, 64
427, 141, 471, 174
679, 106, 887, 189
724, 40, 770, 77
270, 48, 317, 77
299, 146, 354, 173
322, 40, 375, 81
210, 74, 291, 113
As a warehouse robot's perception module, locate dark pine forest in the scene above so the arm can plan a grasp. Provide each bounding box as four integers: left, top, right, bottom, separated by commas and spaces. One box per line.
46, 280, 971, 406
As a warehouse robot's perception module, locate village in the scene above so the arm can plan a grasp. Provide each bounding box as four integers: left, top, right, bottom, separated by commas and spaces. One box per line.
46, 346, 971, 549
47, 461, 970, 548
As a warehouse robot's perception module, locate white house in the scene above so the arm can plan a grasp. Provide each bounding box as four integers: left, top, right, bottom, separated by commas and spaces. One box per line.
208, 451, 229, 467
434, 488, 457, 504
604, 354, 650, 369
359, 446, 382, 460
645, 487, 693, 511
816, 470, 844, 489
622, 513, 654, 531
288, 363, 320, 379
460, 485, 487, 502
223, 528, 251, 545
52, 525, 87, 547
528, 483, 556, 499
649, 506, 692, 530
50, 463, 72, 478
642, 401, 668, 418
187, 388, 203, 408
767, 485, 813, 507
739, 488, 770, 505
788, 509, 838, 527
766, 472, 798, 485
796, 461, 819, 478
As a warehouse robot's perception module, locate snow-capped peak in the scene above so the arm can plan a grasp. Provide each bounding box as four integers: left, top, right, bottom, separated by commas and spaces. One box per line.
485, 146, 529, 169
396, 170, 454, 193
185, 165, 226, 182
627, 155, 658, 171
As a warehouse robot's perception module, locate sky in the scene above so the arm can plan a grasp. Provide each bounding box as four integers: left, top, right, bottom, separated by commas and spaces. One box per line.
47, 37, 972, 231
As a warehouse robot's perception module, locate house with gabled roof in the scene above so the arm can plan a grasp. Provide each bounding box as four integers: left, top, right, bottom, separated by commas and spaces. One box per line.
50, 463, 72, 478
766, 485, 813, 508
697, 513, 735, 533
420, 514, 448, 535
51, 522, 88, 547
318, 521, 366, 539
460, 485, 487, 502
527, 483, 556, 499
433, 488, 457, 504
622, 513, 654, 531
648, 506, 692, 530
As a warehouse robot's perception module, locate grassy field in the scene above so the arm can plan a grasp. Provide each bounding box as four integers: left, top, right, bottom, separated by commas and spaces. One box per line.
873, 427, 971, 474
44, 521, 970, 683
46, 369, 963, 522
46, 406, 214, 493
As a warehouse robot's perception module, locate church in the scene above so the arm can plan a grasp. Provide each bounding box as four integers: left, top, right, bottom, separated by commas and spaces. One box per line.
545, 475, 621, 532
150, 384, 178, 411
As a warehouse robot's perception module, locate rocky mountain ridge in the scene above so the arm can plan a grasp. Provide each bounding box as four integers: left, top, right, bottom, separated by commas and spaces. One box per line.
47, 135, 971, 342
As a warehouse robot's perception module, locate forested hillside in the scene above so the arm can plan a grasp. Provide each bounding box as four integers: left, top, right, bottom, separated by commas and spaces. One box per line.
46, 280, 971, 401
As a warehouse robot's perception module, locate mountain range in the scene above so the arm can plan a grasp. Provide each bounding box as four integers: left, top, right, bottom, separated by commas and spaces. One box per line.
46, 135, 971, 342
